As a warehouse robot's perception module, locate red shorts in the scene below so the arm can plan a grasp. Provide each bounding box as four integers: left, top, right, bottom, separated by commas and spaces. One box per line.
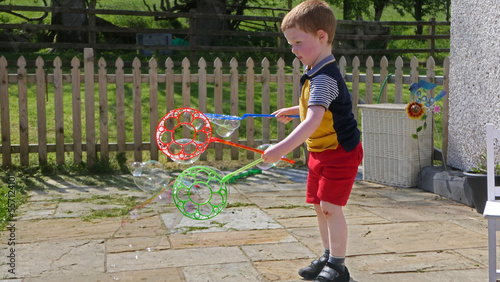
306, 142, 363, 206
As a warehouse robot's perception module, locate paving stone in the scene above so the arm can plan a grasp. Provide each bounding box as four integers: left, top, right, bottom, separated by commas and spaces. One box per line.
453, 247, 489, 267
253, 259, 312, 281
161, 207, 283, 234
107, 235, 171, 253
4, 217, 121, 243
285, 227, 323, 256
182, 262, 261, 282
0, 239, 104, 277
241, 242, 315, 261
363, 201, 486, 224
53, 202, 124, 218
21, 267, 183, 282
107, 246, 248, 271
347, 250, 482, 274
275, 216, 318, 228
245, 195, 307, 209
170, 229, 297, 249
16, 207, 56, 221
344, 205, 392, 225
351, 268, 487, 282
347, 221, 488, 256
262, 206, 315, 219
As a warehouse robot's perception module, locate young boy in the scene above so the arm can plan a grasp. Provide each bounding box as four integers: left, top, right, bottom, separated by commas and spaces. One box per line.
261, 1, 363, 281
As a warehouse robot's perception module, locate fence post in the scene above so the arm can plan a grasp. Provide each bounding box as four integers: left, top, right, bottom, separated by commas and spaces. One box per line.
261, 58, 271, 145
394, 56, 404, 103
115, 58, 126, 156
132, 57, 142, 162
17, 56, 29, 166
246, 58, 256, 160
214, 58, 223, 160
352, 56, 360, 121
230, 58, 239, 160
149, 58, 158, 161
379, 56, 388, 103
84, 48, 96, 167
99, 57, 109, 162
198, 58, 208, 161
54, 57, 65, 164
35, 57, 47, 165
0, 56, 10, 166
71, 57, 82, 164
365, 56, 374, 104
428, 18, 436, 59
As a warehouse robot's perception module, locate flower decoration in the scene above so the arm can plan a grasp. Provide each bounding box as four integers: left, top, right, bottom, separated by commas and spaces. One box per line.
406, 80, 447, 139
406, 101, 426, 120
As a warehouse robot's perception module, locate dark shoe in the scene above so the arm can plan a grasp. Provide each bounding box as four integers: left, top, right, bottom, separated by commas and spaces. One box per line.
314, 262, 350, 282
298, 254, 329, 279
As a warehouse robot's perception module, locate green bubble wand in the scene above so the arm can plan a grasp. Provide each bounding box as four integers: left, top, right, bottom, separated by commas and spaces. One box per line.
172, 158, 263, 220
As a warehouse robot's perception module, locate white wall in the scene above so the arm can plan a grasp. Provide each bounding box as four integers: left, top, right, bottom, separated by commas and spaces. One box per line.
448, 0, 500, 170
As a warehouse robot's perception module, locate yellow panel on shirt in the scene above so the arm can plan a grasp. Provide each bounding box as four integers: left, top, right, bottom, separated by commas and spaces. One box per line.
299, 79, 339, 152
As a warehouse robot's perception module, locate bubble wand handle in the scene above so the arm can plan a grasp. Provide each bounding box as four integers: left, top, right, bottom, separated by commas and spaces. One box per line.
210, 137, 295, 164
221, 158, 264, 182
241, 114, 300, 119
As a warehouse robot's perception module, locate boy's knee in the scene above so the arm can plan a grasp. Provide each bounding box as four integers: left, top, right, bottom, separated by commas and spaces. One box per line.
320, 200, 342, 216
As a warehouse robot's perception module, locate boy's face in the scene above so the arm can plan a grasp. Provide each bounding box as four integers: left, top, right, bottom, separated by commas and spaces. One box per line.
284, 26, 327, 68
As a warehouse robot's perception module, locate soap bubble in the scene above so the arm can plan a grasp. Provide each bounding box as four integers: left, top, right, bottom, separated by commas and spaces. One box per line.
172, 166, 228, 220
130, 161, 171, 195
256, 144, 279, 170
168, 138, 202, 165
210, 118, 240, 138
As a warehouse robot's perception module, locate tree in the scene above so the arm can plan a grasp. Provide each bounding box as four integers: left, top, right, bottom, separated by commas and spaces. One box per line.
328, 0, 371, 20
393, 0, 448, 34
51, 0, 87, 43
145, 0, 281, 45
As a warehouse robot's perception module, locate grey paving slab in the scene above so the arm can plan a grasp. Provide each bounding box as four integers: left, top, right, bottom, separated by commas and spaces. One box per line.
242, 242, 316, 262
182, 262, 261, 282
253, 259, 315, 281
347, 250, 483, 274
351, 268, 487, 282
4, 217, 122, 243
0, 239, 104, 277
245, 195, 308, 209
22, 268, 184, 282
347, 221, 488, 255
107, 246, 248, 272
161, 207, 283, 233
169, 229, 297, 249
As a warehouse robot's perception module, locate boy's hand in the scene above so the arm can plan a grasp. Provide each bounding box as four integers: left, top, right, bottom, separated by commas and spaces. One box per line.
272, 106, 299, 124
262, 144, 284, 164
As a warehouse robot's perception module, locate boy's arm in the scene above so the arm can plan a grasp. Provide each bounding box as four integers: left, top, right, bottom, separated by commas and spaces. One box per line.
262, 105, 324, 163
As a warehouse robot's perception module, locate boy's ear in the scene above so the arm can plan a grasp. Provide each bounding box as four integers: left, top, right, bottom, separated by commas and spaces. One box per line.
317, 29, 328, 43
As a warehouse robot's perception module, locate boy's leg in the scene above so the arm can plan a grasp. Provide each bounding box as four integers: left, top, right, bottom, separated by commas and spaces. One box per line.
314, 200, 350, 282
298, 204, 330, 279
315, 204, 330, 249
320, 200, 347, 257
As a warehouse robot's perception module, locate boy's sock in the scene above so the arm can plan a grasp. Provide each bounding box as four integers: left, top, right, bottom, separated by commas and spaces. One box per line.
328, 255, 346, 272
323, 249, 330, 257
